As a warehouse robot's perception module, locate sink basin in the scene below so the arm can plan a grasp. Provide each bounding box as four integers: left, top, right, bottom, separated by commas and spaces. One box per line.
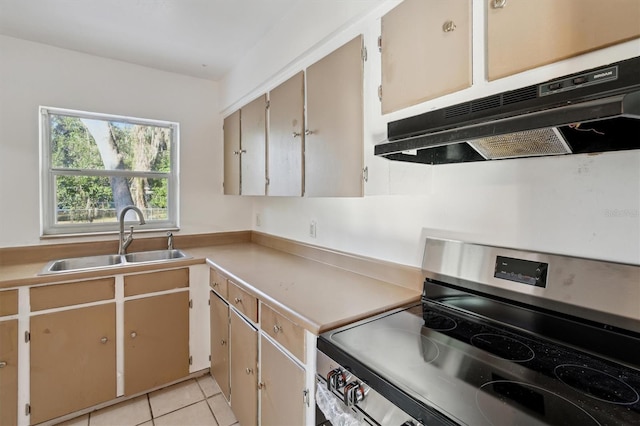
39, 250, 190, 275
124, 249, 189, 263
43, 254, 123, 274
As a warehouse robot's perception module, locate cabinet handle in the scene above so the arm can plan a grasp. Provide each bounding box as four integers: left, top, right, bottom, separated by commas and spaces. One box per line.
258, 381, 265, 389
245, 367, 253, 375
492, 0, 507, 8
0, 361, 7, 368
273, 324, 282, 334
292, 131, 302, 138
304, 129, 314, 136
221, 339, 227, 346
442, 21, 456, 33
130, 331, 137, 339
234, 297, 242, 304
212, 282, 218, 287
100, 337, 108, 344
233, 149, 247, 155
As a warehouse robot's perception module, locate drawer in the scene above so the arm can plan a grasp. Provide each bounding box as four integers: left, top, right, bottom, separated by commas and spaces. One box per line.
0, 290, 18, 316
30, 278, 115, 311
228, 280, 257, 323
260, 303, 305, 363
209, 268, 228, 300
124, 268, 189, 297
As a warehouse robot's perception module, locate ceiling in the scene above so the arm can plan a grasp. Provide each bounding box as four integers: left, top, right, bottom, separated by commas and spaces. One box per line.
0, 0, 318, 80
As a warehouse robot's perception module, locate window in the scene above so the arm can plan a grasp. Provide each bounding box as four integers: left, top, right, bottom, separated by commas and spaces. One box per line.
40, 107, 179, 236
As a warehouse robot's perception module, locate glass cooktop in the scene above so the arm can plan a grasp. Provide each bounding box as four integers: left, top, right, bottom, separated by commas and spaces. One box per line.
322, 302, 640, 426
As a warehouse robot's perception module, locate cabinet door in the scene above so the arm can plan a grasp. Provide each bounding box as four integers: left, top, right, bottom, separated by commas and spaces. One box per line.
487, 0, 640, 81
224, 110, 241, 195
381, 0, 471, 114
241, 95, 267, 196
306, 35, 364, 197
268, 72, 305, 196
30, 304, 116, 424
210, 291, 230, 400
260, 335, 306, 426
0, 320, 18, 426
230, 309, 258, 426
124, 292, 189, 395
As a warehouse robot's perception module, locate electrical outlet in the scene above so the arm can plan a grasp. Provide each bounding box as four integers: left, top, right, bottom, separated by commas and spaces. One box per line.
255, 213, 261, 227
309, 220, 317, 238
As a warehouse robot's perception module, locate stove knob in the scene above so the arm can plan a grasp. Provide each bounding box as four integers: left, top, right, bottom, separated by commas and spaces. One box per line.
326, 368, 347, 391
343, 381, 366, 406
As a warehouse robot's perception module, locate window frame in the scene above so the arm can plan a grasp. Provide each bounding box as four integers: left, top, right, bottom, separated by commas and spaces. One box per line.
40, 106, 180, 237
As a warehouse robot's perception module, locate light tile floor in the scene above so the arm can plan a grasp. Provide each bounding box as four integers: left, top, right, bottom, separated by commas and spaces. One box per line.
55, 375, 238, 426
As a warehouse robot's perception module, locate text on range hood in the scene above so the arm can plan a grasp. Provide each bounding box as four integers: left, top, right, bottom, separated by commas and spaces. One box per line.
375, 56, 640, 165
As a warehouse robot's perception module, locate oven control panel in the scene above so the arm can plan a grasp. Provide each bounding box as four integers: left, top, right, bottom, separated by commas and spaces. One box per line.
494, 256, 548, 288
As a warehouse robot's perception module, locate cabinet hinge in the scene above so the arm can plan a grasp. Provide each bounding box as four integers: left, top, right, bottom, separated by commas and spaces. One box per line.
208, 299, 211, 306
363, 166, 369, 183
266, 100, 270, 109
361, 45, 368, 62
189, 299, 193, 309
378, 85, 383, 102
303, 389, 310, 407
25, 403, 31, 416
266, 177, 270, 186
209, 355, 211, 362
24, 331, 30, 343
189, 356, 193, 365
378, 35, 382, 52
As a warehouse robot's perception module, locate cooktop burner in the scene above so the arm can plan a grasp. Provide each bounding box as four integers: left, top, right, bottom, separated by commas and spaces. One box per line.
554, 364, 640, 405
476, 381, 601, 426
424, 311, 457, 331
470, 333, 535, 362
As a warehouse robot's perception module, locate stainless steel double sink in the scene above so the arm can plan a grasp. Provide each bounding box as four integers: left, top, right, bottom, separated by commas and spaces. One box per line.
40, 249, 191, 275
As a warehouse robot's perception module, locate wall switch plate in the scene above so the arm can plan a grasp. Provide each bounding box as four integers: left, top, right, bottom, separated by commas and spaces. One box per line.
309, 220, 317, 238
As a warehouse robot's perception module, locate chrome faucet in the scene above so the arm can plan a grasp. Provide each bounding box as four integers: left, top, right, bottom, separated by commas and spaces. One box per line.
167, 232, 174, 250
118, 205, 146, 255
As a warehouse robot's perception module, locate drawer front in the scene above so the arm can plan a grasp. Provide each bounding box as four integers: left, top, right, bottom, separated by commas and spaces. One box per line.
0, 290, 18, 316
209, 268, 228, 300
260, 303, 305, 363
124, 268, 189, 297
30, 278, 115, 311
228, 281, 258, 323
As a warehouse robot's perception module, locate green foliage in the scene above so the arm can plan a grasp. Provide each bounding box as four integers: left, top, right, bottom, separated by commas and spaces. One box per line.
50, 114, 172, 222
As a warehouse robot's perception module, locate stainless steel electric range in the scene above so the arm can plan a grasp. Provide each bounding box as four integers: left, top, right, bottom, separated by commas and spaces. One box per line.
316, 237, 640, 426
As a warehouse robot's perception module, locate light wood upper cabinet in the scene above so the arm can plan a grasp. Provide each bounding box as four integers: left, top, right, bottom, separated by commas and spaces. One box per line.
230, 309, 258, 426
223, 110, 241, 195
381, 0, 472, 114
241, 95, 268, 196
260, 335, 306, 426
487, 0, 640, 81
0, 319, 18, 426
124, 292, 189, 395
210, 291, 230, 400
305, 35, 364, 197
30, 304, 116, 424
268, 72, 305, 196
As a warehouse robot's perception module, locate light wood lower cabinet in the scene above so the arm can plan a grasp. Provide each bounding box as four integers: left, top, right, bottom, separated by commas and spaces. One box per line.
30, 304, 116, 424
124, 291, 190, 395
230, 308, 258, 426
0, 319, 18, 426
210, 290, 230, 400
260, 335, 306, 426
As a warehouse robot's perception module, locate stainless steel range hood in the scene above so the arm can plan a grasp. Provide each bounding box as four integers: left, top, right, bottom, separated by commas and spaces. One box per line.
375, 56, 640, 165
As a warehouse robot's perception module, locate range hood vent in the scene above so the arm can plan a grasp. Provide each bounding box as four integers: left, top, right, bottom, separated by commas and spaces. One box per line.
376, 56, 640, 165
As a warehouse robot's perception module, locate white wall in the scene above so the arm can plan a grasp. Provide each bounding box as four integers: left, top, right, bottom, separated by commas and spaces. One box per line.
0, 35, 253, 248
222, 0, 640, 266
